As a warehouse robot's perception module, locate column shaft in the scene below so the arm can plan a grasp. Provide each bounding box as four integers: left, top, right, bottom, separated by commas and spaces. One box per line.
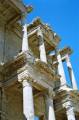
65, 101, 76, 120
46, 96, 56, 120
66, 107, 76, 120
66, 54, 77, 90
22, 24, 29, 52
37, 29, 47, 63
57, 54, 66, 86
23, 80, 34, 120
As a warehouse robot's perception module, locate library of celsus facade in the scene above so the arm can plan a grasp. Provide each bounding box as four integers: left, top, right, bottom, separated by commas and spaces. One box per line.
0, 0, 79, 120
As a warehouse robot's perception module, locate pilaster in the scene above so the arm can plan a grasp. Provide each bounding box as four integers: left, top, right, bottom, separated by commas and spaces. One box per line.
0, 88, 7, 120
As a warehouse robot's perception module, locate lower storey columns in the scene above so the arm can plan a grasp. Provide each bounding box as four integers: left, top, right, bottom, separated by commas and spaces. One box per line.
64, 101, 76, 120
45, 95, 56, 120
66, 107, 76, 120
22, 80, 34, 120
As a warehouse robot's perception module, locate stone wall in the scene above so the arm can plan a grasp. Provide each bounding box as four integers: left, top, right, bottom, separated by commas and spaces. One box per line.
5, 86, 23, 120
0, 20, 22, 63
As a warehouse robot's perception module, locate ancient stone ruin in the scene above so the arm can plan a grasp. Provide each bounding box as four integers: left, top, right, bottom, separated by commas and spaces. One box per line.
0, 0, 79, 120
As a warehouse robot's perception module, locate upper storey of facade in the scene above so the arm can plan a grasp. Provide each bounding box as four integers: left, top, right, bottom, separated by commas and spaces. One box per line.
27, 18, 60, 59
0, 1, 60, 64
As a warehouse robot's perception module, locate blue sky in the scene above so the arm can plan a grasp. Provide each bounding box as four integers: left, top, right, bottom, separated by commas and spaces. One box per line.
23, 0, 79, 88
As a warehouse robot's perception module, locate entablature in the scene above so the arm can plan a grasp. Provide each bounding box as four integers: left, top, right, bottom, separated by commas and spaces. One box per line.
48, 47, 72, 64
0, 51, 60, 89
54, 89, 79, 114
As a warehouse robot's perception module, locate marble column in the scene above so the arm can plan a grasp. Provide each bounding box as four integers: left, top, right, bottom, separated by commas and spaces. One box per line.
37, 28, 47, 63
65, 101, 76, 120
22, 24, 29, 52
22, 80, 34, 120
65, 54, 78, 90
57, 53, 67, 86
45, 90, 56, 120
